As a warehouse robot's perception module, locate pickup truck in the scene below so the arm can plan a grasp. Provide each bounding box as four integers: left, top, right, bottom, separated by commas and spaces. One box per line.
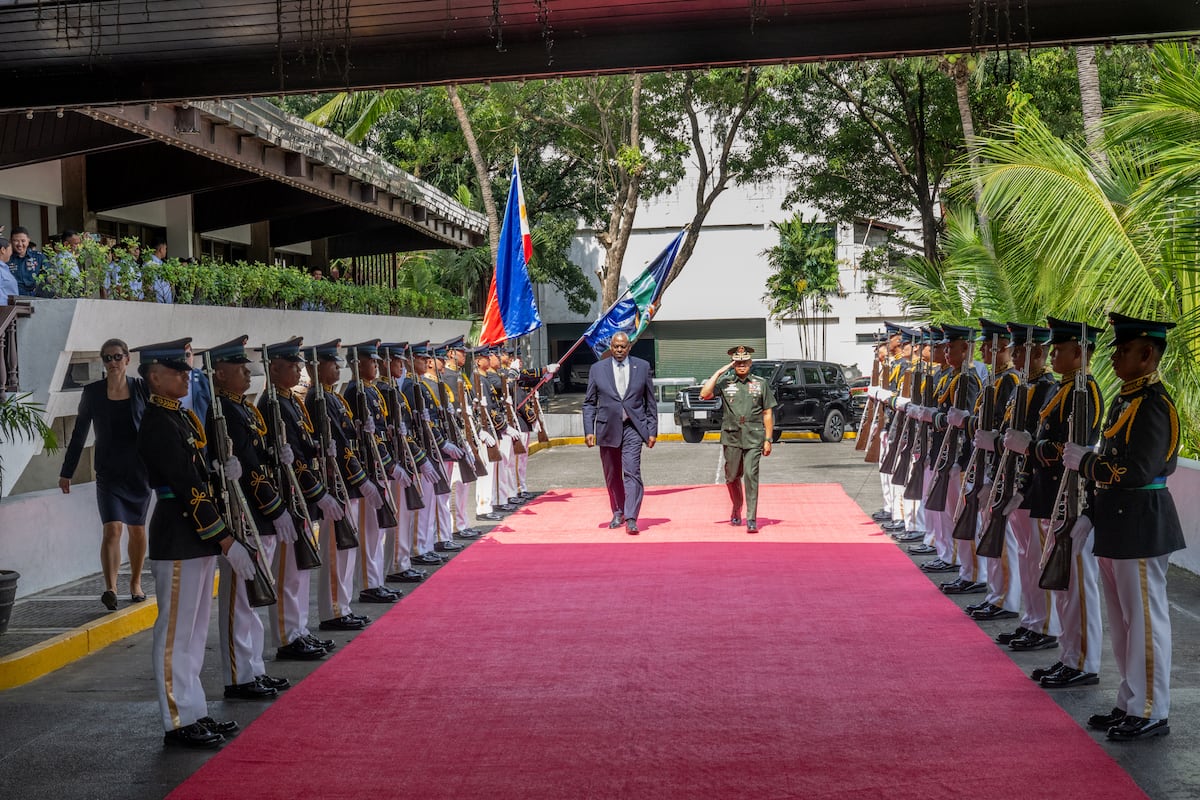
673, 359, 856, 444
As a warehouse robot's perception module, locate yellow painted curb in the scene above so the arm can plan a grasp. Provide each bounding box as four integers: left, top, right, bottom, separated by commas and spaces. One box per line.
0, 600, 158, 691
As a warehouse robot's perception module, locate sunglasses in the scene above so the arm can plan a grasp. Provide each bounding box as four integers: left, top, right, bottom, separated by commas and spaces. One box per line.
101, 353, 127, 363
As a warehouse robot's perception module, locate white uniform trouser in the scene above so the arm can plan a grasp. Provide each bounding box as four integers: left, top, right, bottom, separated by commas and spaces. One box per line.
515, 429, 531, 493
497, 435, 517, 504
1014, 512, 1059, 636
388, 480, 420, 572
476, 447, 497, 516
450, 461, 475, 532
904, 492, 922, 533
879, 432, 896, 519
981, 499, 1021, 612
318, 501, 357, 622
217, 549, 266, 687
357, 495, 390, 591
433, 460, 455, 542
1052, 523, 1103, 674
416, 473, 440, 554
947, 467, 981, 581
266, 531, 313, 647
152, 555, 216, 731
1099, 554, 1172, 720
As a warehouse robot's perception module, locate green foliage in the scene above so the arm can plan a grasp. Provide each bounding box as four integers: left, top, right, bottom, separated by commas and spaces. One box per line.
0, 393, 57, 491
32, 239, 468, 319
762, 216, 842, 317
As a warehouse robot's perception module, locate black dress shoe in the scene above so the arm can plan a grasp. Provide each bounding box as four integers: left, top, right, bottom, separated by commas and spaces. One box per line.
497, 503, 519, 512
942, 580, 987, 595
434, 541, 463, 552
1088, 707, 1127, 730
276, 638, 326, 661
730, 515, 743, 526
626, 520, 639, 535
305, 634, 336, 651
746, 519, 758, 533
387, 569, 426, 583
454, 528, 483, 539
1030, 661, 1063, 681
1107, 716, 1169, 741
871, 508, 891, 521
972, 605, 1018, 621
319, 615, 367, 631
164, 722, 224, 749
896, 530, 924, 542
359, 587, 400, 604
965, 600, 991, 614
224, 679, 278, 700
257, 674, 291, 691
508, 496, 525, 505
1041, 666, 1099, 688
350, 613, 371, 625
921, 559, 957, 573
196, 716, 240, 735
908, 543, 937, 555
995, 627, 1030, 645
1010, 632, 1058, 651
882, 521, 905, 531
101, 590, 118, 611
608, 513, 625, 529
413, 552, 444, 566
479, 512, 504, 521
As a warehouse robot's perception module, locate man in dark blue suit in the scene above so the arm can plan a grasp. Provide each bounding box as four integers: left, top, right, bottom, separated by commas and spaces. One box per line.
581, 332, 657, 534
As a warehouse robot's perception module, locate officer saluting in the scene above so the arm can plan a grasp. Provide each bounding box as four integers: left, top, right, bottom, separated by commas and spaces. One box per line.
699, 345, 777, 532
135, 338, 244, 749
1065, 312, 1186, 741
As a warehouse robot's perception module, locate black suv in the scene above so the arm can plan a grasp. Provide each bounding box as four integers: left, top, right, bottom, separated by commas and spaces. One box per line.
673, 359, 856, 444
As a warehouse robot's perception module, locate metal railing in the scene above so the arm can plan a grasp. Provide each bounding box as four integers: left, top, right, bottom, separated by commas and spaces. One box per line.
0, 299, 34, 399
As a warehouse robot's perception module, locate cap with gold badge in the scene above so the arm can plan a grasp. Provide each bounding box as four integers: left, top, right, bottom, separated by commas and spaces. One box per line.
727, 345, 755, 362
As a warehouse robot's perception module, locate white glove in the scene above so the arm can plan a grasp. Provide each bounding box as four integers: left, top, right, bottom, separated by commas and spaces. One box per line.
465, 448, 476, 467
419, 460, 437, 478
358, 479, 384, 509
317, 493, 345, 521
1063, 442, 1090, 471
895, 396, 911, 411
506, 426, 520, 439
974, 429, 998, 452
1069, 515, 1094, 556
531, 420, 542, 435
441, 442, 465, 460
1003, 429, 1032, 455
390, 464, 413, 488
877, 389, 893, 402
914, 406, 931, 423
224, 540, 256, 580
866, 386, 878, 400
399, 421, 408, 437
422, 409, 432, 422
1002, 490, 1025, 516
362, 417, 376, 435
545, 363, 560, 375
480, 431, 497, 447
325, 440, 337, 457
272, 513, 299, 543
947, 408, 969, 428
218, 456, 242, 482
279, 443, 295, 466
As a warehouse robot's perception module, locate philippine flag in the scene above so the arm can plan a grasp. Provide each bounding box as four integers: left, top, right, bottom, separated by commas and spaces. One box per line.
480, 157, 542, 345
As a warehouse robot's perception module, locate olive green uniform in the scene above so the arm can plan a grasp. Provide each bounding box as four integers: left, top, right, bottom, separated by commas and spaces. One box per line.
716, 373, 777, 521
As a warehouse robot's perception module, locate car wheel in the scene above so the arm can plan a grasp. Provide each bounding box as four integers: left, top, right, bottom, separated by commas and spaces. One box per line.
681, 425, 705, 444
820, 409, 845, 443
771, 429, 783, 443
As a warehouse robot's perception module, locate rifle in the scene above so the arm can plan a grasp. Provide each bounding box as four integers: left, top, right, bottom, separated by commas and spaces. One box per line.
1040, 326, 1090, 590
310, 377, 360, 551
411, 367, 452, 495
453, 371, 489, 476
499, 369, 528, 456
258, 346, 321, 571
978, 333, 1031, 558
890, 341, 924, 487
855, 355, 880, 453
951, 332, 998, 541
474, 369, 504, 463
379, 374, 427, 511
531, 382, 551, 445
925, 334, 976, 513
879, 352, 913, 474
902, 332, 934, 501
203, 355, 276, 607
348, 357, 400, 528
433, 362, 478, 482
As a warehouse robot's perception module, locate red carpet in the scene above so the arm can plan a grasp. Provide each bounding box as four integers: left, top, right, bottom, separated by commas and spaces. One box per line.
172, 485, 1145, 800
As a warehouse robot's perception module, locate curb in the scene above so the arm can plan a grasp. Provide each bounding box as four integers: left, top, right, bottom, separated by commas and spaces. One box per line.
0, 600, 158, 691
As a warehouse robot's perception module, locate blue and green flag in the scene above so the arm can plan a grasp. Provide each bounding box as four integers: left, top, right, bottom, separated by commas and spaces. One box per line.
583, 229, 685, 358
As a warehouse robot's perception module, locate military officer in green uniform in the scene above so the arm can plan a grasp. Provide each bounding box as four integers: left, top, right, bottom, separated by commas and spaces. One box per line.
700, 345, 776, 532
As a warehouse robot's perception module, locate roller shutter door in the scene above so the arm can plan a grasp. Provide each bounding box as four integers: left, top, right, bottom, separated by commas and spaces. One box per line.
652, 319, 767, 383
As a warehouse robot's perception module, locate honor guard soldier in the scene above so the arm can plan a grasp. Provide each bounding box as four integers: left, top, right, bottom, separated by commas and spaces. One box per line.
204, 336, 295, 700
440, 338, 486, 539
494, 347, 526, 507
1004, 317, 1104, 688
305, 340, 379, 630
414, 342, 462, 554
699, 345, 777, 532
343, 340, 404, 604
260, 337, 343, 660
869, 323, 905, 532
511, 361, 545, 500
473, 347, 509, 521
134, 337, 242, 749
392, 343, 443, 568
994, 323, 1062, 651
1066, 313, 1185, 740
379, 343, 433, 580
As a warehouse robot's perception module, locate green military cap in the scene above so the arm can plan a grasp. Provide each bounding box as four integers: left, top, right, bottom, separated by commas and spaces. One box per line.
1107, 312, 1176, 347
345, 339, 382, 361
132, 337, 192, 371
264, 336, 306, 362
207, 335, 252, 364
1046, 316, 1098, 345
727, 345, 755, 362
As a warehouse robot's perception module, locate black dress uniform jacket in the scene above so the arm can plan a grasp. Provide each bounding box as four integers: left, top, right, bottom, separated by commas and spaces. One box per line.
1027, 372, 1102, 520
139, 396, 229, 560
1013, 370, 1058, 510
965, 366, 1021, 481
344, 380, 397, 473
208, 390, 287, 532
1081, 374, 1185, 559
305, 385, 370, 499
257, 388, 328, 509
932, 365, 982, 469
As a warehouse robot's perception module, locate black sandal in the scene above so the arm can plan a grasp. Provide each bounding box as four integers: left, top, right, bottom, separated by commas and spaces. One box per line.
131, 593, 147, 603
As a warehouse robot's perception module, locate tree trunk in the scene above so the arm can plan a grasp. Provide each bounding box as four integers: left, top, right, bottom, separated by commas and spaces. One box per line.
1076, 46, 1106, 164
447, 84, 501, 264
597, 74, 643, 308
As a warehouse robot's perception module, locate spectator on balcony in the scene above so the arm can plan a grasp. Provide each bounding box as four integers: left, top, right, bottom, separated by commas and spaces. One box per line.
0, 237, 17, 304
143, 239, 175, 303
59, 338, 152, 611
9, 226, 48, 296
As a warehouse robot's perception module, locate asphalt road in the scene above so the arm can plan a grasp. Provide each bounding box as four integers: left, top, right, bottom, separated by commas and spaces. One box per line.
1, 439, 1197, 799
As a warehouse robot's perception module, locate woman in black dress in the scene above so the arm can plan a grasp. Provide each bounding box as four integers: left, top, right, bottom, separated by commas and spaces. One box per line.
59, 338, 152, 610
